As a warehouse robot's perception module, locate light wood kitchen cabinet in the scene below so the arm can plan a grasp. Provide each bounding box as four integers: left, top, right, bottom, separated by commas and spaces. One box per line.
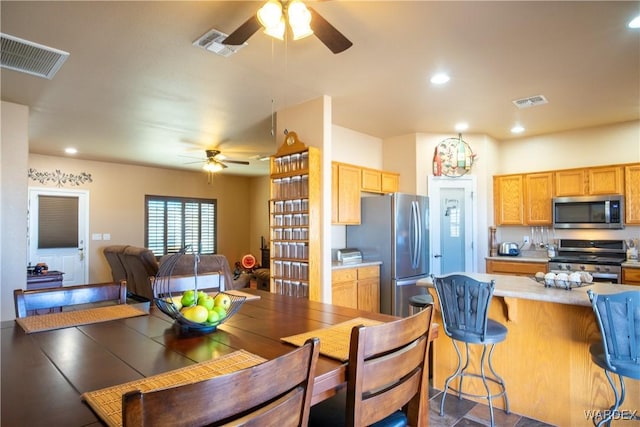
624, 163, 640, 224
494, 174, 525, 225
555, 169, 587, 196
524, 172, 553, 225
331, 162, 361, 225
381, 171, 399, 193
332, 265, 380, 312
622, 267, 640, 286
588, 165, 624, 195
361, 168, 399, 194
269, 133, 321, 301
486, 259, 548, 276
555, 165, 624, 197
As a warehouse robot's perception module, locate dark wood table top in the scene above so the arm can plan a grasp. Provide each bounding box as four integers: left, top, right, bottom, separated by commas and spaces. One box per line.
1, 289, 438, 427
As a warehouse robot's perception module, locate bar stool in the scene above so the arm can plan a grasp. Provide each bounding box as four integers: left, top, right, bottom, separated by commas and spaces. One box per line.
432, 273, 510, 427
409, 293, 434, 316
587, 289, 640, 427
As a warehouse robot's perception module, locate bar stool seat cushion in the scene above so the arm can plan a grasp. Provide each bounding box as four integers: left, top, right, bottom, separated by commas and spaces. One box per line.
590, 342, 640, 380
409, 294, 433, 307
449, 319, 507, 344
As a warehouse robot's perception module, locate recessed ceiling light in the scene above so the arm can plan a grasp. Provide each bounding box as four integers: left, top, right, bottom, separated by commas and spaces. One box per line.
511, 125, 525, 134
629, 15, 640, 28
430, 73, 450, 85
455, 122, 469, 132
65, 147, 77, 154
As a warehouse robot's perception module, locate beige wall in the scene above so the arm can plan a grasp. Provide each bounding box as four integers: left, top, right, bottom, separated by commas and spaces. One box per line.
1, 101, 30, 321
28, 154, 264, 285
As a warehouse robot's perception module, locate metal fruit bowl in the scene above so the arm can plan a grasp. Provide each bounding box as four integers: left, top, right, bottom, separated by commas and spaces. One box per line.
153, 251, 245, 333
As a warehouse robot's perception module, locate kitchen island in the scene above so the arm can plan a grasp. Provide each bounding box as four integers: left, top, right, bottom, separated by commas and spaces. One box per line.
418, 274, 640, 427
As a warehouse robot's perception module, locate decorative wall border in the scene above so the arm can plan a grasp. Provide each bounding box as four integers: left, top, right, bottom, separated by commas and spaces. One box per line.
28, 168, 93, 187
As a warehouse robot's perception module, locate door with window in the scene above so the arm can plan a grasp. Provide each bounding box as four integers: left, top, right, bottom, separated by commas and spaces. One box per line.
428, 176, 477, 276
28, 188, 88, 286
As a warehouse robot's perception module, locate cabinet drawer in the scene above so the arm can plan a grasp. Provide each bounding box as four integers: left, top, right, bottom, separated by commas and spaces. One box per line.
486, 260, 547, 276
332, 268, 357, 282
357, 265, 379, 279
622, 267, 640, 285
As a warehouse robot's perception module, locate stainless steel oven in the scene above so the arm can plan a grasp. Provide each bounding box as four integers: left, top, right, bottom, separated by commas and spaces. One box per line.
548, 239, 625, 284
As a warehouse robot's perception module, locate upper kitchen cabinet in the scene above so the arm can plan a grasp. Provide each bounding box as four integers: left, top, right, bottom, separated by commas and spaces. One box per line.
555, 165, 624, 196
494, 174, 525, 225
361, 167, 399, 194
332, 162, 361, 225
494, 172, 553, 226
625, 163, 640, 224
524, 172, 553, 225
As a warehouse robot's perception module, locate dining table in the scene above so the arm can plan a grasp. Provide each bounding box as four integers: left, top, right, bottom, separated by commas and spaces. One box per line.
1, 288, 438, 427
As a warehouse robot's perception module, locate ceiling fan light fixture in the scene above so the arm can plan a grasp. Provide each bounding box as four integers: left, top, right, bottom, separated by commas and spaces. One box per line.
288, 1, 313, 40
203, 160, 225, 173
258, 0, 285, 39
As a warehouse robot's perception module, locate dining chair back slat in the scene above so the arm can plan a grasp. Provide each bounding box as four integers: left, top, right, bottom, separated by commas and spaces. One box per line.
347, 306, 434, 427
14, 281, 127, 318
122, 337, 320, 427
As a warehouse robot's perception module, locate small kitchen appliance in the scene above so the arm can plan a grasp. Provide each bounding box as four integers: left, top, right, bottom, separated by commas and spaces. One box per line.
336, 248, 362, 264
498, 242, 520, 256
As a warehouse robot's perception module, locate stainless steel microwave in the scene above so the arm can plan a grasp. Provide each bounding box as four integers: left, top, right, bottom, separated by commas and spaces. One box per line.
552, 195, 624, 229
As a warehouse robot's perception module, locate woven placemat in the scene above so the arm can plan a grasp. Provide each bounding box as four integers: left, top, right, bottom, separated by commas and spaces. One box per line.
82, 349, 266, 427
16, 304, 148, 334
281, 317, 382, 362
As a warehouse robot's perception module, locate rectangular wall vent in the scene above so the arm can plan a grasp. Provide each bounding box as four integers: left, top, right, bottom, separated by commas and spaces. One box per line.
193, 28, 246, 58
512, 94, 548, 109
1, 33, 69, 79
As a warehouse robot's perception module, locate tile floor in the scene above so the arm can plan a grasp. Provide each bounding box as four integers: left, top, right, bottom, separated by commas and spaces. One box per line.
428, 388, 556, 427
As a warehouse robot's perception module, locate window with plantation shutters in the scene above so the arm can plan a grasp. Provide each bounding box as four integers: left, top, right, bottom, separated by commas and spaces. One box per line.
145, 195, 217, 257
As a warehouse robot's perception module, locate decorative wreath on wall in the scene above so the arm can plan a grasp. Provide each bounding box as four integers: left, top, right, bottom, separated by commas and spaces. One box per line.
432, 134, 476, 177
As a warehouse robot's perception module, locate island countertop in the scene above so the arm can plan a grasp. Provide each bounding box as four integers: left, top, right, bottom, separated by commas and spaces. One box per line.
417, 273, 639, 307
419, 272, 640, 426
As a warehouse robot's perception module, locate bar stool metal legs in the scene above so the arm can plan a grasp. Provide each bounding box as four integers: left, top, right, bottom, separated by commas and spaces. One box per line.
440, 340, 510, 426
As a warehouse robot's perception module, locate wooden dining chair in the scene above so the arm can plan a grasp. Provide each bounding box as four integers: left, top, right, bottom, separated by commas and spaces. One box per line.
309, 306, 435, 427
14, 281, 127, 318
122, 337, 320, 427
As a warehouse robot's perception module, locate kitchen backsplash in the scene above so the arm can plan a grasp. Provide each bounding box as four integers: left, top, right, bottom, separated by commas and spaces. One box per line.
495, 225, 640, 251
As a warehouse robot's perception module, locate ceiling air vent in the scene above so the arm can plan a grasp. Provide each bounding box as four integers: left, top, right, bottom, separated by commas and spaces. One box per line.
193, 28, 246, 58
1, 33, 69, 79
512, 95, 548, 109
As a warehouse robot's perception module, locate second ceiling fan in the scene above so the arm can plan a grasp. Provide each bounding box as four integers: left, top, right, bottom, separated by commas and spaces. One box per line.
222, 0, 352, 54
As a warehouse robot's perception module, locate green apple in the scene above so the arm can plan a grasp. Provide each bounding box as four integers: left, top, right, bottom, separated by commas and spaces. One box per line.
207, 309, 220, 323
213, 305, 227, 319
181, 290, 196, 307
197, 295, 214, 310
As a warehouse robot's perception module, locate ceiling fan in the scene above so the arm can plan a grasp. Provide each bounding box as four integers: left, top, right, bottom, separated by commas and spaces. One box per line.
189, 149, 250, 173
222, 0, 352, 54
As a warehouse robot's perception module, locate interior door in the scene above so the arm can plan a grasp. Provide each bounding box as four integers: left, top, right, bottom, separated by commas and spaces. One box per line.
428, 176, 477, 276
28, 188, 88, 286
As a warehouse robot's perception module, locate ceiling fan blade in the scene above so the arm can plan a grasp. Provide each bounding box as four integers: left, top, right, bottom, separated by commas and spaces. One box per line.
224, 160, 251, 165
222, 15, 261, 45
308, 7, 352, 54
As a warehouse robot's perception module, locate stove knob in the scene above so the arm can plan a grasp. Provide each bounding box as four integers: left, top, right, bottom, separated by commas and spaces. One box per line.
604, 267, 610, 273
579, 265, 586, 271
595, 266, 601, 272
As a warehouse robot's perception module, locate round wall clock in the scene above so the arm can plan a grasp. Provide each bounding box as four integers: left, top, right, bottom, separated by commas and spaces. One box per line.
433, 136, 474, 177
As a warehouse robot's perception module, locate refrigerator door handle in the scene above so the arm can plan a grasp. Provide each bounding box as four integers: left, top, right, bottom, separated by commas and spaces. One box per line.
411, 201, 421, 269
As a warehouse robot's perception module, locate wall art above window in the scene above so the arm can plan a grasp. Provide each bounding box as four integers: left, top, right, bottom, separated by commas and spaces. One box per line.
28, 168, 93, 187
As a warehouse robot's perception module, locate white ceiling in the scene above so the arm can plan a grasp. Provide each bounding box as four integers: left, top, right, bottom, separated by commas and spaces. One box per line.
2, 1, 639, 176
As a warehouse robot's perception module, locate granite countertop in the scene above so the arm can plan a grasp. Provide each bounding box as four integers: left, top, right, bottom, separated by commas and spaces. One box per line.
622, 261, 640, 269
331, 260, 382, 270
418, 272, 639, 308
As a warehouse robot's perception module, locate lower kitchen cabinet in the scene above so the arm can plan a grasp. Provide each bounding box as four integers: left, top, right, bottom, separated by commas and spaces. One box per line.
486, 259, 548, 276
332, 264, 380, 312
622, 267, 640, 285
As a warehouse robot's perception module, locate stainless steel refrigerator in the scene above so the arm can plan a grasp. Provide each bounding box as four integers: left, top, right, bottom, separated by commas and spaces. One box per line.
346, 193, 429, 317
